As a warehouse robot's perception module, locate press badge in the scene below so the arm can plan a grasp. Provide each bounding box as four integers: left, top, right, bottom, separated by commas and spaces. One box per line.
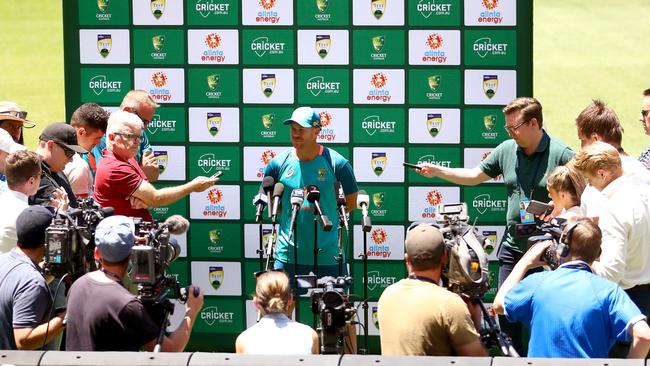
519, 197, 535, 223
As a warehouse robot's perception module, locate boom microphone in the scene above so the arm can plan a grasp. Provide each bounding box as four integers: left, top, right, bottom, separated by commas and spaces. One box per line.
262, 176, 275, 219
334, 181, 349, 231
270, 182, 285, 224
287, 188, 304, 240
357, 190, 372, 233
306, 185, 333, 232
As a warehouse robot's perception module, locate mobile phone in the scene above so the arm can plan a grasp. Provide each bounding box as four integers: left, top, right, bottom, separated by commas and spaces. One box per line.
402, 162, 422, 170
526, 200, 553, 216
211, 171, 223, 179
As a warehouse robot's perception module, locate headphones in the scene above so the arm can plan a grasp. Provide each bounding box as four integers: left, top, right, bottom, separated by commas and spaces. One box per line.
556, 221, 581, 258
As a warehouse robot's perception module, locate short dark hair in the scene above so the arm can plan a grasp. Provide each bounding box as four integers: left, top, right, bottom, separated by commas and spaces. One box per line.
643, 88, 650, 97
70, 103, 109, 133
565, 217, 601, 263
502, 97, 543, 128
575, 99, 622, 145
5, 150, 41, 189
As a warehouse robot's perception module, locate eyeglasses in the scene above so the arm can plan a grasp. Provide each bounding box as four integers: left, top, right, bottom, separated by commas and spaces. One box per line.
0, 110, 27, 119
641, 110, 650, 118
115, 132, 143, 142
55, 142, 75, 158
504, 119, 528, 133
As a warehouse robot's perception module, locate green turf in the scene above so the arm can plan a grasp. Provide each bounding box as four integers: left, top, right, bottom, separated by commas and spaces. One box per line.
0, 1, 649, 155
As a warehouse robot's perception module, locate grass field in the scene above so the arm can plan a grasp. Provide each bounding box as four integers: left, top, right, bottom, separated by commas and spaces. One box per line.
1, 1, 649, 154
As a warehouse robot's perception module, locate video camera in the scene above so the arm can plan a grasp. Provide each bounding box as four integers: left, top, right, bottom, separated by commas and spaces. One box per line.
526, 218, 569, 270
44, 198, 114, 278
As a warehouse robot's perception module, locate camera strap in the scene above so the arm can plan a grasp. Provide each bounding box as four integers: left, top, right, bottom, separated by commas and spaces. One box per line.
408, 275, 438, 286
100, 268, 124, 286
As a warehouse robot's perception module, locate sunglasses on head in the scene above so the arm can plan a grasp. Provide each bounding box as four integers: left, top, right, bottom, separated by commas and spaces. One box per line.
0, 110, 27, 120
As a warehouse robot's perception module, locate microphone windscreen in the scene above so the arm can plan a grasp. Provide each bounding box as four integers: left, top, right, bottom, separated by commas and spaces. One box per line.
290, 188, 304, 205
306, 185, 320, 203
357, 189, 369, 208
164, 214, 190, 235
272, 182, 285, 197
262, 176, 275, 193
334, 181, 346, 206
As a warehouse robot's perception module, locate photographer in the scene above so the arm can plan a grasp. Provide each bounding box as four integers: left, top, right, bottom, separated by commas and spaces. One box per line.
65, 215, 204, 351
377, 223, 487, 356
0, 206, 65, 350
236, 271, 318, 354
493, 217, 650, 358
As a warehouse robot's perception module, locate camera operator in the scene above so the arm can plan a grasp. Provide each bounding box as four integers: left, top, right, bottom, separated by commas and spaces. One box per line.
65, 215, 204, 351
94, 111, 218, 221
493, 217, 650, 358
236, 271, 318, 354
377, 223, 487, 356
0, 206, 65, 350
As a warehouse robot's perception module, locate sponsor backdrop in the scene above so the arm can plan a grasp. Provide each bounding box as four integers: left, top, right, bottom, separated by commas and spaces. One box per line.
63, 0, 532, 353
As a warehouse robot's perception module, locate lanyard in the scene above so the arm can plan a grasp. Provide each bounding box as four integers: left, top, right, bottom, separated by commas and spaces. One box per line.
515, 149, 543, 199
408, 275, 438, 285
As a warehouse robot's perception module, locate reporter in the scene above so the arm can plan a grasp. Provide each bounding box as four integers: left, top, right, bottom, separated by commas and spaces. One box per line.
545, 162, 586, 219
65, 215, 204, 351
236, 270, 318, 354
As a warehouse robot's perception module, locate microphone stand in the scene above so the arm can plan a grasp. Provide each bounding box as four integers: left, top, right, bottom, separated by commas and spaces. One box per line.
359, 215, 372, 354
257, 223, 264, 271
292, 212, 300, 322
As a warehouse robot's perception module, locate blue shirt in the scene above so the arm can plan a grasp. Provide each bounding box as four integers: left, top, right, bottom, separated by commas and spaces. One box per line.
505, 261, 644, 358
263, 147, 358, 265
91, 131, 151, 167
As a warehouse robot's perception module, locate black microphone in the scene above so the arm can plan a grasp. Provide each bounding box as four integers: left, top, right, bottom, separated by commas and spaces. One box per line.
270, 182, 285, 224
287, 188, 304, 240
306, 185, 333, 232
262, 176, 275, 219
334, 181, 349, 232
357, 190, 372, 233
161, 214, 190, 235
252, 188, 268, 223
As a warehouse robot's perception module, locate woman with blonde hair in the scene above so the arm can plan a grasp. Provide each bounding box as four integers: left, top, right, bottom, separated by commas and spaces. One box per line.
546, 161, 587, 219
235, 271, 319, 354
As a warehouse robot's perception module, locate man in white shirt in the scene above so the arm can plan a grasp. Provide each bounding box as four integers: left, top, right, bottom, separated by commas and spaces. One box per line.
0, 128, 25, 195
0, 150, 42, 253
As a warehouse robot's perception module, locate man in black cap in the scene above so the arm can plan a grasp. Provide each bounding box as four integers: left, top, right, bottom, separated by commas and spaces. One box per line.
30, 122, 87, 209
0, 206, 65, 350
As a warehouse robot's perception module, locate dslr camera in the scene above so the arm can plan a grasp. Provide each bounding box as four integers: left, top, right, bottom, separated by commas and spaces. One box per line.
526, 218, 570, 270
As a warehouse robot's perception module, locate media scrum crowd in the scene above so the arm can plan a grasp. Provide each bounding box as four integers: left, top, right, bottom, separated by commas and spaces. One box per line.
1, 89, 650, 359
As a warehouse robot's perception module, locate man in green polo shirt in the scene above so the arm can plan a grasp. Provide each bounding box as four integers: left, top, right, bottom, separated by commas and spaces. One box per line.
418, 97, 574, 354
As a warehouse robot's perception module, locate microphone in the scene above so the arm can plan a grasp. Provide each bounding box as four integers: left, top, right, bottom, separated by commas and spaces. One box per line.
252, 189, 268, 223
161, 214, 190, 235
287, 188, 304, 240
334, 181, 349, 232
270, 182, 285, 224
357, 190, 372, 233
306, 185, 333, 232
262, 176, 275, 219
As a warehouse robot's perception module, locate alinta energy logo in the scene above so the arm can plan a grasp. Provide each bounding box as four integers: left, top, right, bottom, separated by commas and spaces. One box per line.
422, 33, 447, 63
89, 75, 123, 96
257, 149, 277, 178
478, 0, 503, 24
318, 111, 336, 142
473, 37, 508, 58
208, 228, 224, 253
147, 114, 177, 135
154, 150, 168, 174
96, 0, 111, 20
206, 74, 222, 99
204, 188, 228, 217
371, 152, 387, 177
481, 151, 502, 181
362, 114, 395, 136
483, 74, 498, 99
482, 114, 498, 139
370, 35, 386, 61
422, 189, 443, 219
473, 193, 506, 215
198, 152, 231, 174
367, 72, 391, 103
201, 306, 235, 326
370, 192, 387, 216
149, 71, 172, 102
315, 35, 331, 59
257, 0, 280, 23
96, 34, 112, 58
306, 76, 340, 97
370, 0, 386, 20
206, 112, 222, 137
417, 154, 451, 169
203, 33, 225, 62
261, 74, 276, 98
151, 35, 167, 60
314, 0, 331, 21
417, 0, 451, 18
150, 0, 166, 19
260, 113, 276, 138
251, 36, 286, 57
426, 113, 442, 138
366, 270, 397, 291
427, 74, 442, 100
196, 0, 231, 18
368, 228, 391, 259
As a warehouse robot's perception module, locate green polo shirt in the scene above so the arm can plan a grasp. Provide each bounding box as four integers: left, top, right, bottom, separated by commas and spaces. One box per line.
479, 131, 574, 253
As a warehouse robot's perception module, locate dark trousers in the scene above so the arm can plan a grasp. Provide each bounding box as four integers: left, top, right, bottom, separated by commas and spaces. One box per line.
497, 244, 542, 357
609, 284, 650, 358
